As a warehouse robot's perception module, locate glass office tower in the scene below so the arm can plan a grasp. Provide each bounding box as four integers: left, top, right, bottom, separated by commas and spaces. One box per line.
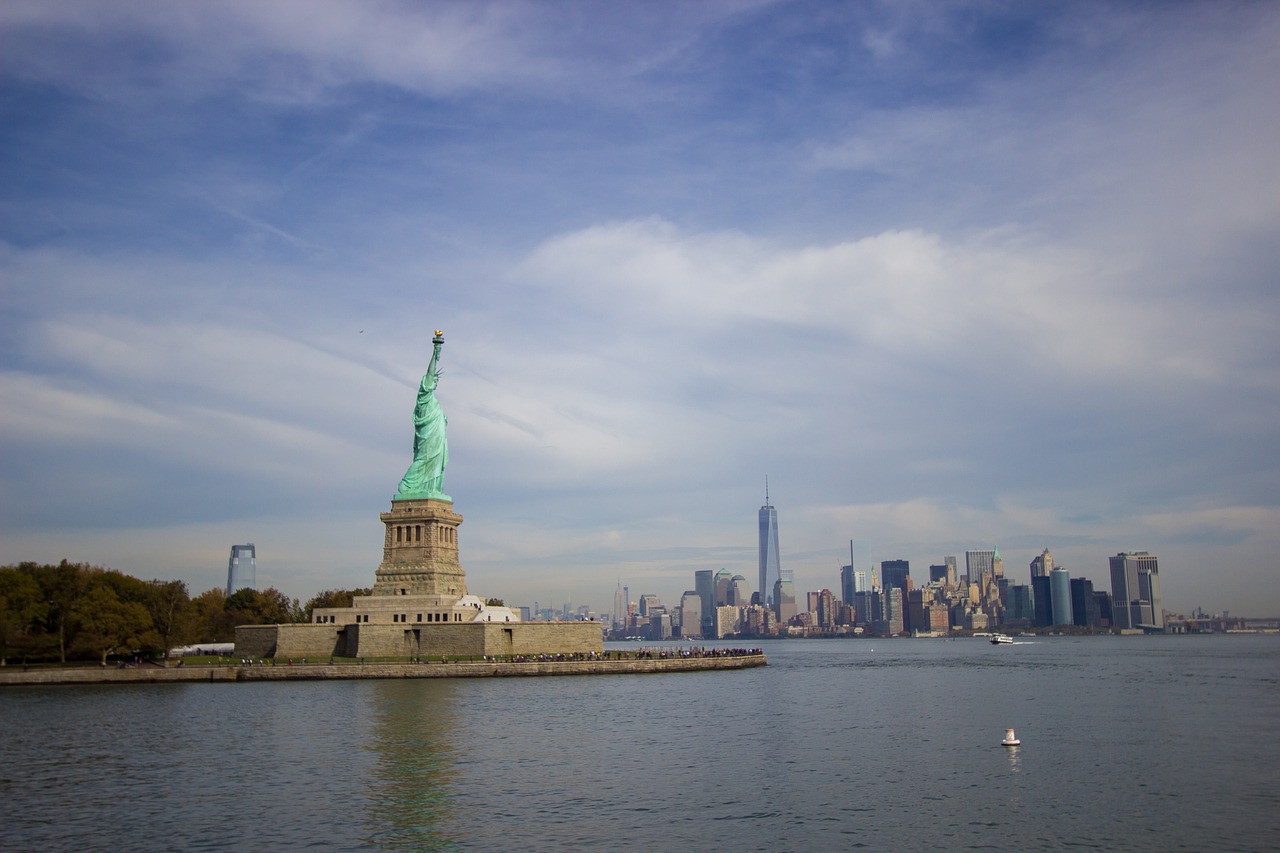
759, 500, 780, 609
1050, 566, 1074, 626
226, 543, 256, 596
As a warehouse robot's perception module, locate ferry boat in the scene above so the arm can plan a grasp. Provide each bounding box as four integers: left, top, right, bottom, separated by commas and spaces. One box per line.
990, 633, 1013, 645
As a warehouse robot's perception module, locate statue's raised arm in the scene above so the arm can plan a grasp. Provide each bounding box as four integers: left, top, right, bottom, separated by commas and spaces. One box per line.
394, 331, 450, 501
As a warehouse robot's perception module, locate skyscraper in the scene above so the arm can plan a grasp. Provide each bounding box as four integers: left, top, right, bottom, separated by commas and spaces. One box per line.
1070, 577, 1098, 627
759, 480, 781, 608
883, 587, 904, 635
840, 540, 857, 605
773, 577, 797, 624
966, 550, 995, 588
694, 570, 715, 638
816, 589, 837, 629
226, 543, 256, 596
1030, 548, 1054, 578
1032, 575, 1053, 627
853, 589, 874, 625
714, 569, 734, 607
1109, 551, 1163, 630
679, 590, 703, 640
1050, 566, 1074, 626
613, 582, 626, 630
880, 560, 910, 593
1006, 584, 1035, 627
880, 559, 910, 630
841, 563, 857, 606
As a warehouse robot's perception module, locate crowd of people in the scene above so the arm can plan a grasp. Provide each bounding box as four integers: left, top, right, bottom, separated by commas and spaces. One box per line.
220, 647, 765, 666
627, 647, 764, 660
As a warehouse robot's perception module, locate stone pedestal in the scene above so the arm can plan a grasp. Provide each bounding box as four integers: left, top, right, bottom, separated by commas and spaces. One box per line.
372, 498, 467, 600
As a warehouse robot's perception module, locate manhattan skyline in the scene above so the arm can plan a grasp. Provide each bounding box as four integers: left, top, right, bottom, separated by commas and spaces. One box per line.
2, 3, 1278, 616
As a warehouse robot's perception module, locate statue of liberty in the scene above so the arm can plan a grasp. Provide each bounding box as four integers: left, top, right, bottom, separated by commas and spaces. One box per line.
395, 331, 450, 501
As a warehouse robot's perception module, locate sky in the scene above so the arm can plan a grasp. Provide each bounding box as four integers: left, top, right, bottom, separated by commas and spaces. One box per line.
2, 1, 1278, 618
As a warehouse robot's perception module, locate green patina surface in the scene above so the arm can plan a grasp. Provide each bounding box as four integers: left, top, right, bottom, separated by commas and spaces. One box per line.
395, 332, 450, 501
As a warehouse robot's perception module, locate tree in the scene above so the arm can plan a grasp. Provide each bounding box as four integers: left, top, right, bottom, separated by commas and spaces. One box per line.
88, 569, 163, 655
225, 587, 295, 627
146, 580, 195, 657
28, 560, 89, 663
191, 588, 235, 643
303, 588, 372, 619
0, 567, 46, 665
70, 583, 153, 665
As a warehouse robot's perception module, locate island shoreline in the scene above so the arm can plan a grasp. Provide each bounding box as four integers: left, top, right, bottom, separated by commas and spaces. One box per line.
0, 652, 766, 686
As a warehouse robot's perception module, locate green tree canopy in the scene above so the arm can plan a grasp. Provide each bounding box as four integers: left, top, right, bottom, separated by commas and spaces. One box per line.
191, 587, 234, 643
146, 580, 195, 656
225, 587, 298, 627
304, 588, 372, 618
70, 583, 154, 664
28, 560, 90, 662
0, 567, 47, 664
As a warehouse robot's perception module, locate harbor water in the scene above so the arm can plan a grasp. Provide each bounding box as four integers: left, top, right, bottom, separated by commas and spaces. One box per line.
2, 634, 1277, 851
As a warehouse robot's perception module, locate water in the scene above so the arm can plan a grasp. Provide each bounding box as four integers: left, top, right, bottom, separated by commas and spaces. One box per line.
2, 635, 1277, 852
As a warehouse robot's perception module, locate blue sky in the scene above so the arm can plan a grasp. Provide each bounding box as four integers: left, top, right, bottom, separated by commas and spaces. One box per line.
2, 1, 1278, 617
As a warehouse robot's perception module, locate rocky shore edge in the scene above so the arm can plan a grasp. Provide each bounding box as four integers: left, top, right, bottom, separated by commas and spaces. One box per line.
0, 652, 767, 686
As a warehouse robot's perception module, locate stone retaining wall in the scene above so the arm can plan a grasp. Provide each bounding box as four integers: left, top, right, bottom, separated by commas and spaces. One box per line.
0, 653, 765, 686
236, 619, 603, 659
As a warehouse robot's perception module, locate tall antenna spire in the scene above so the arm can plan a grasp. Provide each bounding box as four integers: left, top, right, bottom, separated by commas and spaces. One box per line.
765, 474, 770, 506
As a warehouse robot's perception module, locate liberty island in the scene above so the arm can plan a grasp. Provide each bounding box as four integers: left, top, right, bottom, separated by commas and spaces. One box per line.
0, 333, 763, 684
231, 330, 608, 662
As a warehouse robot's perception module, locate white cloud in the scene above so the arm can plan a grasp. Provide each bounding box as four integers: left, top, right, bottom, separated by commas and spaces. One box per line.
0, 371, 178, 442
519, 217, 1251, 388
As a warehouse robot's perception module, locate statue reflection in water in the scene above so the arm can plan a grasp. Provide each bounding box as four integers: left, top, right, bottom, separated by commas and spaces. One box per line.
363, 680, 461, 850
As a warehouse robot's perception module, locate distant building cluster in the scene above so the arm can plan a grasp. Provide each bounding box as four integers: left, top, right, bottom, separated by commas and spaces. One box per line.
521, 601, 596, 623
602, 501, 1174, 641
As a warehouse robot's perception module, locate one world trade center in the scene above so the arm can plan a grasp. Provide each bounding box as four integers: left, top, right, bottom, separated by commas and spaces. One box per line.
758, 479, 781, 608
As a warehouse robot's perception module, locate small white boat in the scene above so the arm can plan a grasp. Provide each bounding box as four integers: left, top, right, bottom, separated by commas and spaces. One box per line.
1002, 727, 1021, 747
990, 633, 1013, 645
